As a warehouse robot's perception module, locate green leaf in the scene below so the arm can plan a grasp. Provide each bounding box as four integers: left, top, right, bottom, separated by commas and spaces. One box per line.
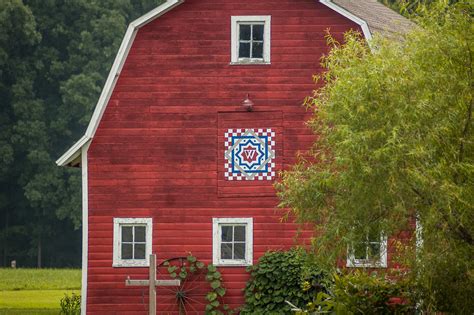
206, 292, 218, 302
216, 287, 226, 297
179, 271, 187, 279
196, 261, 205, 269
211, 280, 221, 289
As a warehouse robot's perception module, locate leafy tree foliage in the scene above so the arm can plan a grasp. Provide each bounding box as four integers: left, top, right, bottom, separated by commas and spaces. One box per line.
379, 0, 459, 14
277, 1, 473, 312
0, 0, 164, 267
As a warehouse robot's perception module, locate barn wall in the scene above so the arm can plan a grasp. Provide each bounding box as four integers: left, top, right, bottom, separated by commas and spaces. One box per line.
86, 0, 362, 313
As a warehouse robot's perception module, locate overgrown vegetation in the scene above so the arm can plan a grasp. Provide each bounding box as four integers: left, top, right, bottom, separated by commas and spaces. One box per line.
298, 271, 415, 314
379, 0, 459, 15
241, 249, 330, 315
277, 1, 473, 313
59, 293, 81, 315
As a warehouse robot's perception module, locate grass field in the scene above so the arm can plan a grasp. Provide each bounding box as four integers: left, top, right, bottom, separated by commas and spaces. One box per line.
0, 268, 81, 312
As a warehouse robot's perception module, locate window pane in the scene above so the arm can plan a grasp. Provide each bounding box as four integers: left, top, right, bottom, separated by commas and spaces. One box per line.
221, 243, 233, 259
122, 226, 133, 242
134, 244, 146, 260
134, 226, 146, 242
122, 244, 133, 259
368, 242, 381, 258
234, 243, 246, 260
252, 24, 264, 41
239, 24, 251, 40
234, 226, 246, 242
252, 42, 263, 59
239, 43, 250, 58
222, 226, 233, 242
353, 243, 367, 260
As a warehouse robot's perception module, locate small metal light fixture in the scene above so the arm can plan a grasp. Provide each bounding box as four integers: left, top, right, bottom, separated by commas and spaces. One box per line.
241, 93, 254, 112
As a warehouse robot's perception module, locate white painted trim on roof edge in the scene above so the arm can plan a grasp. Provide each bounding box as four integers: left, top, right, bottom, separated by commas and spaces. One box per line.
80, 142, 90, 315
319, 0, 372, 41
57, 0, 371, 166
56, 135, 90, 166
56, 0, 185, 167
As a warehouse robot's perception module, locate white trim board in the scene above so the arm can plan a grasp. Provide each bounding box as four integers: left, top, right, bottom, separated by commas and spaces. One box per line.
56, 0, 185, 167
56, 0, 372, 166
319, 0, 373, 41
230, 16, 271, 65
346, 235, 388, 268
80, 142, 90, 315
112, 218, 153, 268
212, 217, 253, 267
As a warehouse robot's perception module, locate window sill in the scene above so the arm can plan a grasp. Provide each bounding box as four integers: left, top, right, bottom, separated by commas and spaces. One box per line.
214, 262, 252, 267
229, 61, 271, 66
346, 261, 387, 268
113, 261, 149, 268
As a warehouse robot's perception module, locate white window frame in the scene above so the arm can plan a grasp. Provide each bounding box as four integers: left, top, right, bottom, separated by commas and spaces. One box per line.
113, 218, 152, 268
213, 218, 253, 266
231, 16, 271, 65
347, 235, 387, 268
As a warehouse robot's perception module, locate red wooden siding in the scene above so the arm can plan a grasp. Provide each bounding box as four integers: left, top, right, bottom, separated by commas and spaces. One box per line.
86, 0, 362, 313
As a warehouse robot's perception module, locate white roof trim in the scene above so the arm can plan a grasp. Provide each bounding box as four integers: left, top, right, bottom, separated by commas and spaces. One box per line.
58, 0, 372, 167
56, 0, 185, 167
319, 0, 373, 41
56, 135, 90, 166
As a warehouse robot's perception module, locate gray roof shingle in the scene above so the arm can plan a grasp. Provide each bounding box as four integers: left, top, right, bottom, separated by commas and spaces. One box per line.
331, 0, 415, 37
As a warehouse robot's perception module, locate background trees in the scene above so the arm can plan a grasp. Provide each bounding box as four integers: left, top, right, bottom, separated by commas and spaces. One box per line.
0, 0, 165, 268
277, 1, 473, 312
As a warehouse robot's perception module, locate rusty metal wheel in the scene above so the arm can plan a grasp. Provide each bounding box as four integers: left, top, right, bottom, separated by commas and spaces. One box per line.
155, 256, 208, 315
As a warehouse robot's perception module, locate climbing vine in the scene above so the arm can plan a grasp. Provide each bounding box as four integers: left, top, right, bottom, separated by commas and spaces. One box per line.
163, 254, 232, 315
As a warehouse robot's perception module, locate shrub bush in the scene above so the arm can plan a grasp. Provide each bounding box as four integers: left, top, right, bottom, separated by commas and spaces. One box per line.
59, 293, 81, 315
300, 271, 415, 315
240, 248, 330, 314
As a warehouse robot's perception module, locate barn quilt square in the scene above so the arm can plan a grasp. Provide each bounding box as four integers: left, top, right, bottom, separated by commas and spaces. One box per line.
224, 129, 276, 181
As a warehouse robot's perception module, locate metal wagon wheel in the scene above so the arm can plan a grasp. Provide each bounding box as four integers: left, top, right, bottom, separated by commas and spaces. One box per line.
155, 256, 208, 315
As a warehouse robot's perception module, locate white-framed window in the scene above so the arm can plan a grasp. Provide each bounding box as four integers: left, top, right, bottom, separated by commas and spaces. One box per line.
231, 16, 271, 64
113, 218, 152, 267
213, 218, 253, 266
347, 233, 387, 268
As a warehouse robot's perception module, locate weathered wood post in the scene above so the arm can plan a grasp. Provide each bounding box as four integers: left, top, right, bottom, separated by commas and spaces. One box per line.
149, 253, 156, 315
125, 254, 181, 315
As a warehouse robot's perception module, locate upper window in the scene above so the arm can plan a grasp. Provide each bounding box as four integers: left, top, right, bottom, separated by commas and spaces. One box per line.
347, 232, 387, 268
113, 218, 152, 267
213, 218, 253, 266
231, 16, 271, 64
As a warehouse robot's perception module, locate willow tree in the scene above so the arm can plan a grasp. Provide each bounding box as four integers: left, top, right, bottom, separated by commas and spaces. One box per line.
277, 1, 473, 312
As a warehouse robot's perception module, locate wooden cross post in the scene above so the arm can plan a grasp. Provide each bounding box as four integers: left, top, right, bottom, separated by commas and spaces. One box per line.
125, 254, 181, 315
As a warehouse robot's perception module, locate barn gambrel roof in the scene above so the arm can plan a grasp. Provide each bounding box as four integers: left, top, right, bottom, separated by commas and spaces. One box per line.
56, 0, 411, 167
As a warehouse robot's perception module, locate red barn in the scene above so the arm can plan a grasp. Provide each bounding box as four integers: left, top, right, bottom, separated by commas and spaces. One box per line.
57, 1, 411, 314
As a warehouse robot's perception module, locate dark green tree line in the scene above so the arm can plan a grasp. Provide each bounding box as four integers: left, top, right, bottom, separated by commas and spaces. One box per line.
0, 0, 164, 268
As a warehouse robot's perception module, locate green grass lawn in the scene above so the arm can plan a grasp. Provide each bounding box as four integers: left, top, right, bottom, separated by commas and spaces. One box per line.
0, 268, 81, 312
0, 269, 81, 291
